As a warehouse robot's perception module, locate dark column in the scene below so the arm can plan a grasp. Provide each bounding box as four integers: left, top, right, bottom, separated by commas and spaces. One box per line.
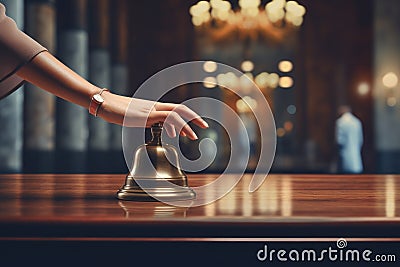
24, 0, 56, 173
109, 0, 129, 172
0, 0, 24, 173
56, 0, 88, 172
87, 0, 111, 172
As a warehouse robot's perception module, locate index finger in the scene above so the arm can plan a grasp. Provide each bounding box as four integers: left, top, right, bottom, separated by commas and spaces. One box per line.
155, 103, 209, 129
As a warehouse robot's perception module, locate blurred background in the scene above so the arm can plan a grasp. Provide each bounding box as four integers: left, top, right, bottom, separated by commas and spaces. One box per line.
0, 0, 399, 174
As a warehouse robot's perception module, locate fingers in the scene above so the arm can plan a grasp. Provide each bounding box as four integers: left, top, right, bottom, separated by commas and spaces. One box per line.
155, 103, 209, 129
160, 123, 187, 138
163, 122, 176, 138
152, 110, 198, 140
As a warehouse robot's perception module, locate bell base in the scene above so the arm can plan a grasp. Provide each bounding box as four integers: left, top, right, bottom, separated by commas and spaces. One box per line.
116, 187, 195, 202
116, 176, 196, 202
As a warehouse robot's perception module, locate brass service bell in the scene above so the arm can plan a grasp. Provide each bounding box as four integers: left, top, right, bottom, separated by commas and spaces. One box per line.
116, 123, 196, 201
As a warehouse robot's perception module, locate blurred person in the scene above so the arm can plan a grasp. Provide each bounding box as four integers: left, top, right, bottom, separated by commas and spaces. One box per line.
335, 105, 363, 173
0, 3, 208, 141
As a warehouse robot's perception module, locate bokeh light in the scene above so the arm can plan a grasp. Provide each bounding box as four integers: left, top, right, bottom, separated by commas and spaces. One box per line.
203, 76, 217, 88
387, 96, 397, 107
357, 82, 370, 96
276, 127, 286, 137
278, 60, 293, 72
279, 76, 294, 88
382, 72, 398, 88
241, 60, 254, 72
287, 104, 297, 114
203, 61, 218, 73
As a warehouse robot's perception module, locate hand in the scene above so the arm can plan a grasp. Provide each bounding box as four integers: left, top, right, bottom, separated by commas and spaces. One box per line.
16, 52, 208, 140
98, 91, 208, 140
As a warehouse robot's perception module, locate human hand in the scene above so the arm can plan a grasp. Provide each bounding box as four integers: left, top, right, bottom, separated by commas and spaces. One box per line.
15, 52, 207, 139
98, 91, 208, 140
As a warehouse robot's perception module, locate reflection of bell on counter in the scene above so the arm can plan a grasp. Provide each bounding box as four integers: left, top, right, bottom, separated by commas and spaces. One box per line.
116, 123, 196, 201
118, 201, 188, 218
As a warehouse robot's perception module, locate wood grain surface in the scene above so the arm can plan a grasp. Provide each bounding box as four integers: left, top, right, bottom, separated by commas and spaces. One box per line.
0, 174, 399, 239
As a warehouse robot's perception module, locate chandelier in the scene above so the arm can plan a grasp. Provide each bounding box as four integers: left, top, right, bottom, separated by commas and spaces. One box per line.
189, 0, 306, 42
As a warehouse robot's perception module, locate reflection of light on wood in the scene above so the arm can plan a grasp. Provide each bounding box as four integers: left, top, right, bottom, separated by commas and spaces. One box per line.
153, 206, 181, 218
0, 175, 23, 216
257, 179, 278, 214
385, 175, 396, 218
205, 202, 216, 216
56, 175, 86, 216
242, 191, 253, 217
18, 175, 55, 216
217, 187, 236, 215
281, 176, 292, 217
16, 175, 22, 216
205, 183, 217, 216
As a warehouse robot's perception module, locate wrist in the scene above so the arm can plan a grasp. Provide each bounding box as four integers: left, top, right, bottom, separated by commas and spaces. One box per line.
89, 88, 109, 117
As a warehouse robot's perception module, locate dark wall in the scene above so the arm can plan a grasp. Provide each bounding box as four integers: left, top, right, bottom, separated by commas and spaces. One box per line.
127, 0, 196, 99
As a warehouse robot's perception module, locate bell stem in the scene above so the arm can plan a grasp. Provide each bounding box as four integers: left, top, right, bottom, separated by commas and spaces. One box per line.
149, 123, 163, 145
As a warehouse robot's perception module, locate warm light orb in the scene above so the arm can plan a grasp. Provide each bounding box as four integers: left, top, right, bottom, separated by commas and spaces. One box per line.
192, 16, 203, 26
241, 60, 254, 72
266, 3, 285, 23
243, 95, 258, 109
267, 73, 280, 88
216, 73, 227, 87
225, 72, 239, 89
357, 82, 370, 96
284, 121, 293, 132
279, 76, 294, 88
203, 76, 217, 88
255, 72, 269, 88
290, 16, 303, 26
284, 1, 306, 26
219, 1, 232, 12
387, 96, 397, 107
236, 96, 257, 113
276, 127, 286, 137
210, 0, 223, 8
191, 0, 305, 28
203, 61, 218, 73
239, 73, 254, 92
236, 99, 247, 113
382, 72, 398, 88
189, 5, 201, 17
278, 60, 293, 72
239, 0, 261, 9
197, 1, 211, 13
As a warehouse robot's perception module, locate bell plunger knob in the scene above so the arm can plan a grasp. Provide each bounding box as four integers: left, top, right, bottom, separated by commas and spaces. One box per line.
149, 123, 162, 145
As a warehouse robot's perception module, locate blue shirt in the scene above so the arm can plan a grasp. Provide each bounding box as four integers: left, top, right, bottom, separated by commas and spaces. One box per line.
335, 112, 364, 173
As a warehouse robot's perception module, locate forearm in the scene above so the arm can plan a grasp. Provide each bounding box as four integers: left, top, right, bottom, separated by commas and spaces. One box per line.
15, 50, 206, 139
16, 51, 99, 109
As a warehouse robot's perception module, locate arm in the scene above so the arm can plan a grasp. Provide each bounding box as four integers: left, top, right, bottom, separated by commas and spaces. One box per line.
16, 51, 208, 140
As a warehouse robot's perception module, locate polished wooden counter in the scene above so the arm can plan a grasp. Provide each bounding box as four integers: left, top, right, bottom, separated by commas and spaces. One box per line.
0, 174, 399, 240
